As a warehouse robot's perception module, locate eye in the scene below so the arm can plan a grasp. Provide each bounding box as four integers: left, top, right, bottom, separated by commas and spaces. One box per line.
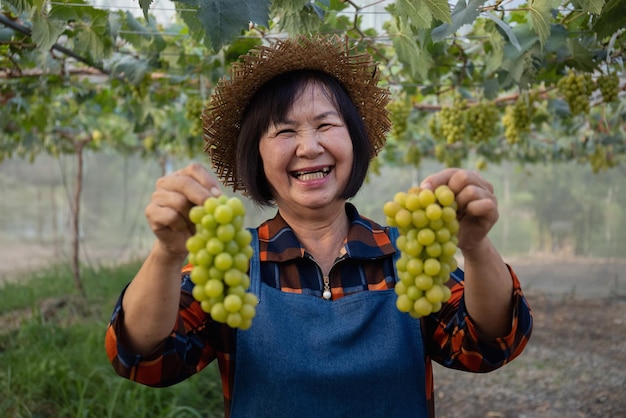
318, 123, 333, 131
275, 128, 296, 137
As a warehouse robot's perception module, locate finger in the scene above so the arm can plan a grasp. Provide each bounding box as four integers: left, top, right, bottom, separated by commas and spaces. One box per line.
182, 162, 222, 195
158, 168, 220, 207
448, 170, 494, 195
454, 183, 496, 214
147, 189, 196, 234
419, 168, 458, 190
463, 198, 498, 221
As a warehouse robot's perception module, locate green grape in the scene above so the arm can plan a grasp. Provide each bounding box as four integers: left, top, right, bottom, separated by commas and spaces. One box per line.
189, 206, 206, 225
384, 185, 457, 318
185, 96, 204, 137
187, 195, 257, 330
434, 96, 467, 144
557, 69, 594, 116
387, 97, 412, 141
413, 297, 433, 317
205, 279, 225, 298
502, 95, 534, 144
466, 101, 499, 143
597, 72, 620, 103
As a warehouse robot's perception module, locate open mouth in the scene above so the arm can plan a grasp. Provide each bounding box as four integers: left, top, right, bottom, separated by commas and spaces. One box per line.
291, 167, 332, 181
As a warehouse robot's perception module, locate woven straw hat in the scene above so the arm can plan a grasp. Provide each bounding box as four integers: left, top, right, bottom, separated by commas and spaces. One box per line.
202, 34, 391, 192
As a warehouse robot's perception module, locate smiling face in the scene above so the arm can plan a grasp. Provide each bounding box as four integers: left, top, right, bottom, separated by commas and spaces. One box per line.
236, 70, 373, 206
258, 82, 354, 213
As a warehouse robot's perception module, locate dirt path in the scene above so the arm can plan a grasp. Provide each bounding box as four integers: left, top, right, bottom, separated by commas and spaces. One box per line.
434, 291, 626, 418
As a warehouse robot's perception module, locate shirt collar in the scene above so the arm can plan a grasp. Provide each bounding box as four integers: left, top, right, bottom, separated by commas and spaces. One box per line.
257, 203, 396, 263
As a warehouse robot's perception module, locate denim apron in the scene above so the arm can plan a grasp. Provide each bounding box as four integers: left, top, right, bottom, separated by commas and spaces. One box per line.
230, 228, 428, 417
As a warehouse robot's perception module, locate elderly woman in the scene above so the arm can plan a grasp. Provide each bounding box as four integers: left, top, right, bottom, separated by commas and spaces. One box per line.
105, 35, 532, 418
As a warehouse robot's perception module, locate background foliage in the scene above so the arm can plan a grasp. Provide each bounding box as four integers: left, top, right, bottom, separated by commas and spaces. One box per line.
1, 0, 625, 291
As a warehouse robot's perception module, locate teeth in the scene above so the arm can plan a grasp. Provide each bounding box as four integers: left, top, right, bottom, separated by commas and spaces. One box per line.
299, 172, 325, 181
294, 167, 330, 181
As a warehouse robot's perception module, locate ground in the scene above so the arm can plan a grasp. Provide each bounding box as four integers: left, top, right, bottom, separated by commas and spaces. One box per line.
1, 247, 625, 418
434, 257, 626, 418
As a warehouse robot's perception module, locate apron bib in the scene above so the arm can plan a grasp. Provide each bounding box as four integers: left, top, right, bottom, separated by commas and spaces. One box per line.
230, 228, 428, 417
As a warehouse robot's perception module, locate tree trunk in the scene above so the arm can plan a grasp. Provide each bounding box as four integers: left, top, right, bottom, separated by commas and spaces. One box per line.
71, 140, 87, 299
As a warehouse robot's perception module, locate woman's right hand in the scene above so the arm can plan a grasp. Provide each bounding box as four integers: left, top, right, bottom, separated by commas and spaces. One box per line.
145, 162, 221, 258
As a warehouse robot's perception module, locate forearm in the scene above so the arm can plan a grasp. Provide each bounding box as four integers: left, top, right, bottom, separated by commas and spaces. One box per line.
120, 241, 187, 355
462, 238, 514, 338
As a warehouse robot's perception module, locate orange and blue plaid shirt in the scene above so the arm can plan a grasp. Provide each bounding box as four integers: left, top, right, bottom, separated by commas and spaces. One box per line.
105, 203, 533, 418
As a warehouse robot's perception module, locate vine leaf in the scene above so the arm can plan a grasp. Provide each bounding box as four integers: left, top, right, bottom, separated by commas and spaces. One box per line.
578, 0, 606, 14
138, 0, 154, 20
528, 0, 552, 48
197, 0, 270, 50
386, 20, 431, 81
395, 0, 432, 29
423, 0, 452, 24
592, 0, 626, 39
31, 12, 65, 52
74, 10, 111, 61
431, 0, 487, 42
482, 11, 521, 51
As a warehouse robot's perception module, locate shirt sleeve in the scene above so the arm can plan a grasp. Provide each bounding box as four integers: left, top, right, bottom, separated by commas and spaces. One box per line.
423, 265, 533, 372
104, 272, 230, 387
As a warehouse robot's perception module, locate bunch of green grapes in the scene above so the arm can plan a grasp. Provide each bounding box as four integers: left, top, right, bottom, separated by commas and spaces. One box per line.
185, 96, 204, 137
588, 144, 616, 173
502, 96, 533, 144
557, 70, 594, 116
466, 101, 500, 143
383, 185, 458, 318
597, 72, 620, 103
435, 97, 467, 144
388, 98, 412, 141
186, 195, 257, 330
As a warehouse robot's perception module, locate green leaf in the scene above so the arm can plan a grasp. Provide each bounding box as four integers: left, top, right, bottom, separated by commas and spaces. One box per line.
424, 0, 452, 24
577, 0, 605, 14
272, 0, 324, 34
139, 0, 154, 20
431, 0, 487, 42
387, 20, 431, 81
197, 0, 270, 50
592, 0, 626, 39
48, 4, 80, 22
32, 0, 45, 12
528, 0, 553, 48
564, 38, 597, 72
483, 11, 521, 51
175, 2, 206, 44
4, 0, 32, 15
108, 54, 150, 86
395, 0, 432, 30
31, 12, 66, 52
73, 10, 111, 61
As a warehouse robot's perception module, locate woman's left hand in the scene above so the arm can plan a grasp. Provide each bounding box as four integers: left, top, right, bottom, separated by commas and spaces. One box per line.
420, 168, 498, 253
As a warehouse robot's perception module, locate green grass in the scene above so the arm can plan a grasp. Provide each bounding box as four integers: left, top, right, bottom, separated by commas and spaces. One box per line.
0, 262, 224, 418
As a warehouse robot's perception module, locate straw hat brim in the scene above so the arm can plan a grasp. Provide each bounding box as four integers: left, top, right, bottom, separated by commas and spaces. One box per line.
202, 34, 391, 192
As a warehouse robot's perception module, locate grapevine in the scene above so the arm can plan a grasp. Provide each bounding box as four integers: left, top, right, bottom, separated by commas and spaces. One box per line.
383, 185, 458, 318
186, 195, 258, 330
557, 69, 595, 116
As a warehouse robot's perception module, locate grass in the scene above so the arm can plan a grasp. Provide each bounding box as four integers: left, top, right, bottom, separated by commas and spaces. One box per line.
0, 262, 224, 418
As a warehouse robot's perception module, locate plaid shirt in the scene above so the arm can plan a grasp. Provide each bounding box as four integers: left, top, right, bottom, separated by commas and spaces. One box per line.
105, 203, 533, 417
